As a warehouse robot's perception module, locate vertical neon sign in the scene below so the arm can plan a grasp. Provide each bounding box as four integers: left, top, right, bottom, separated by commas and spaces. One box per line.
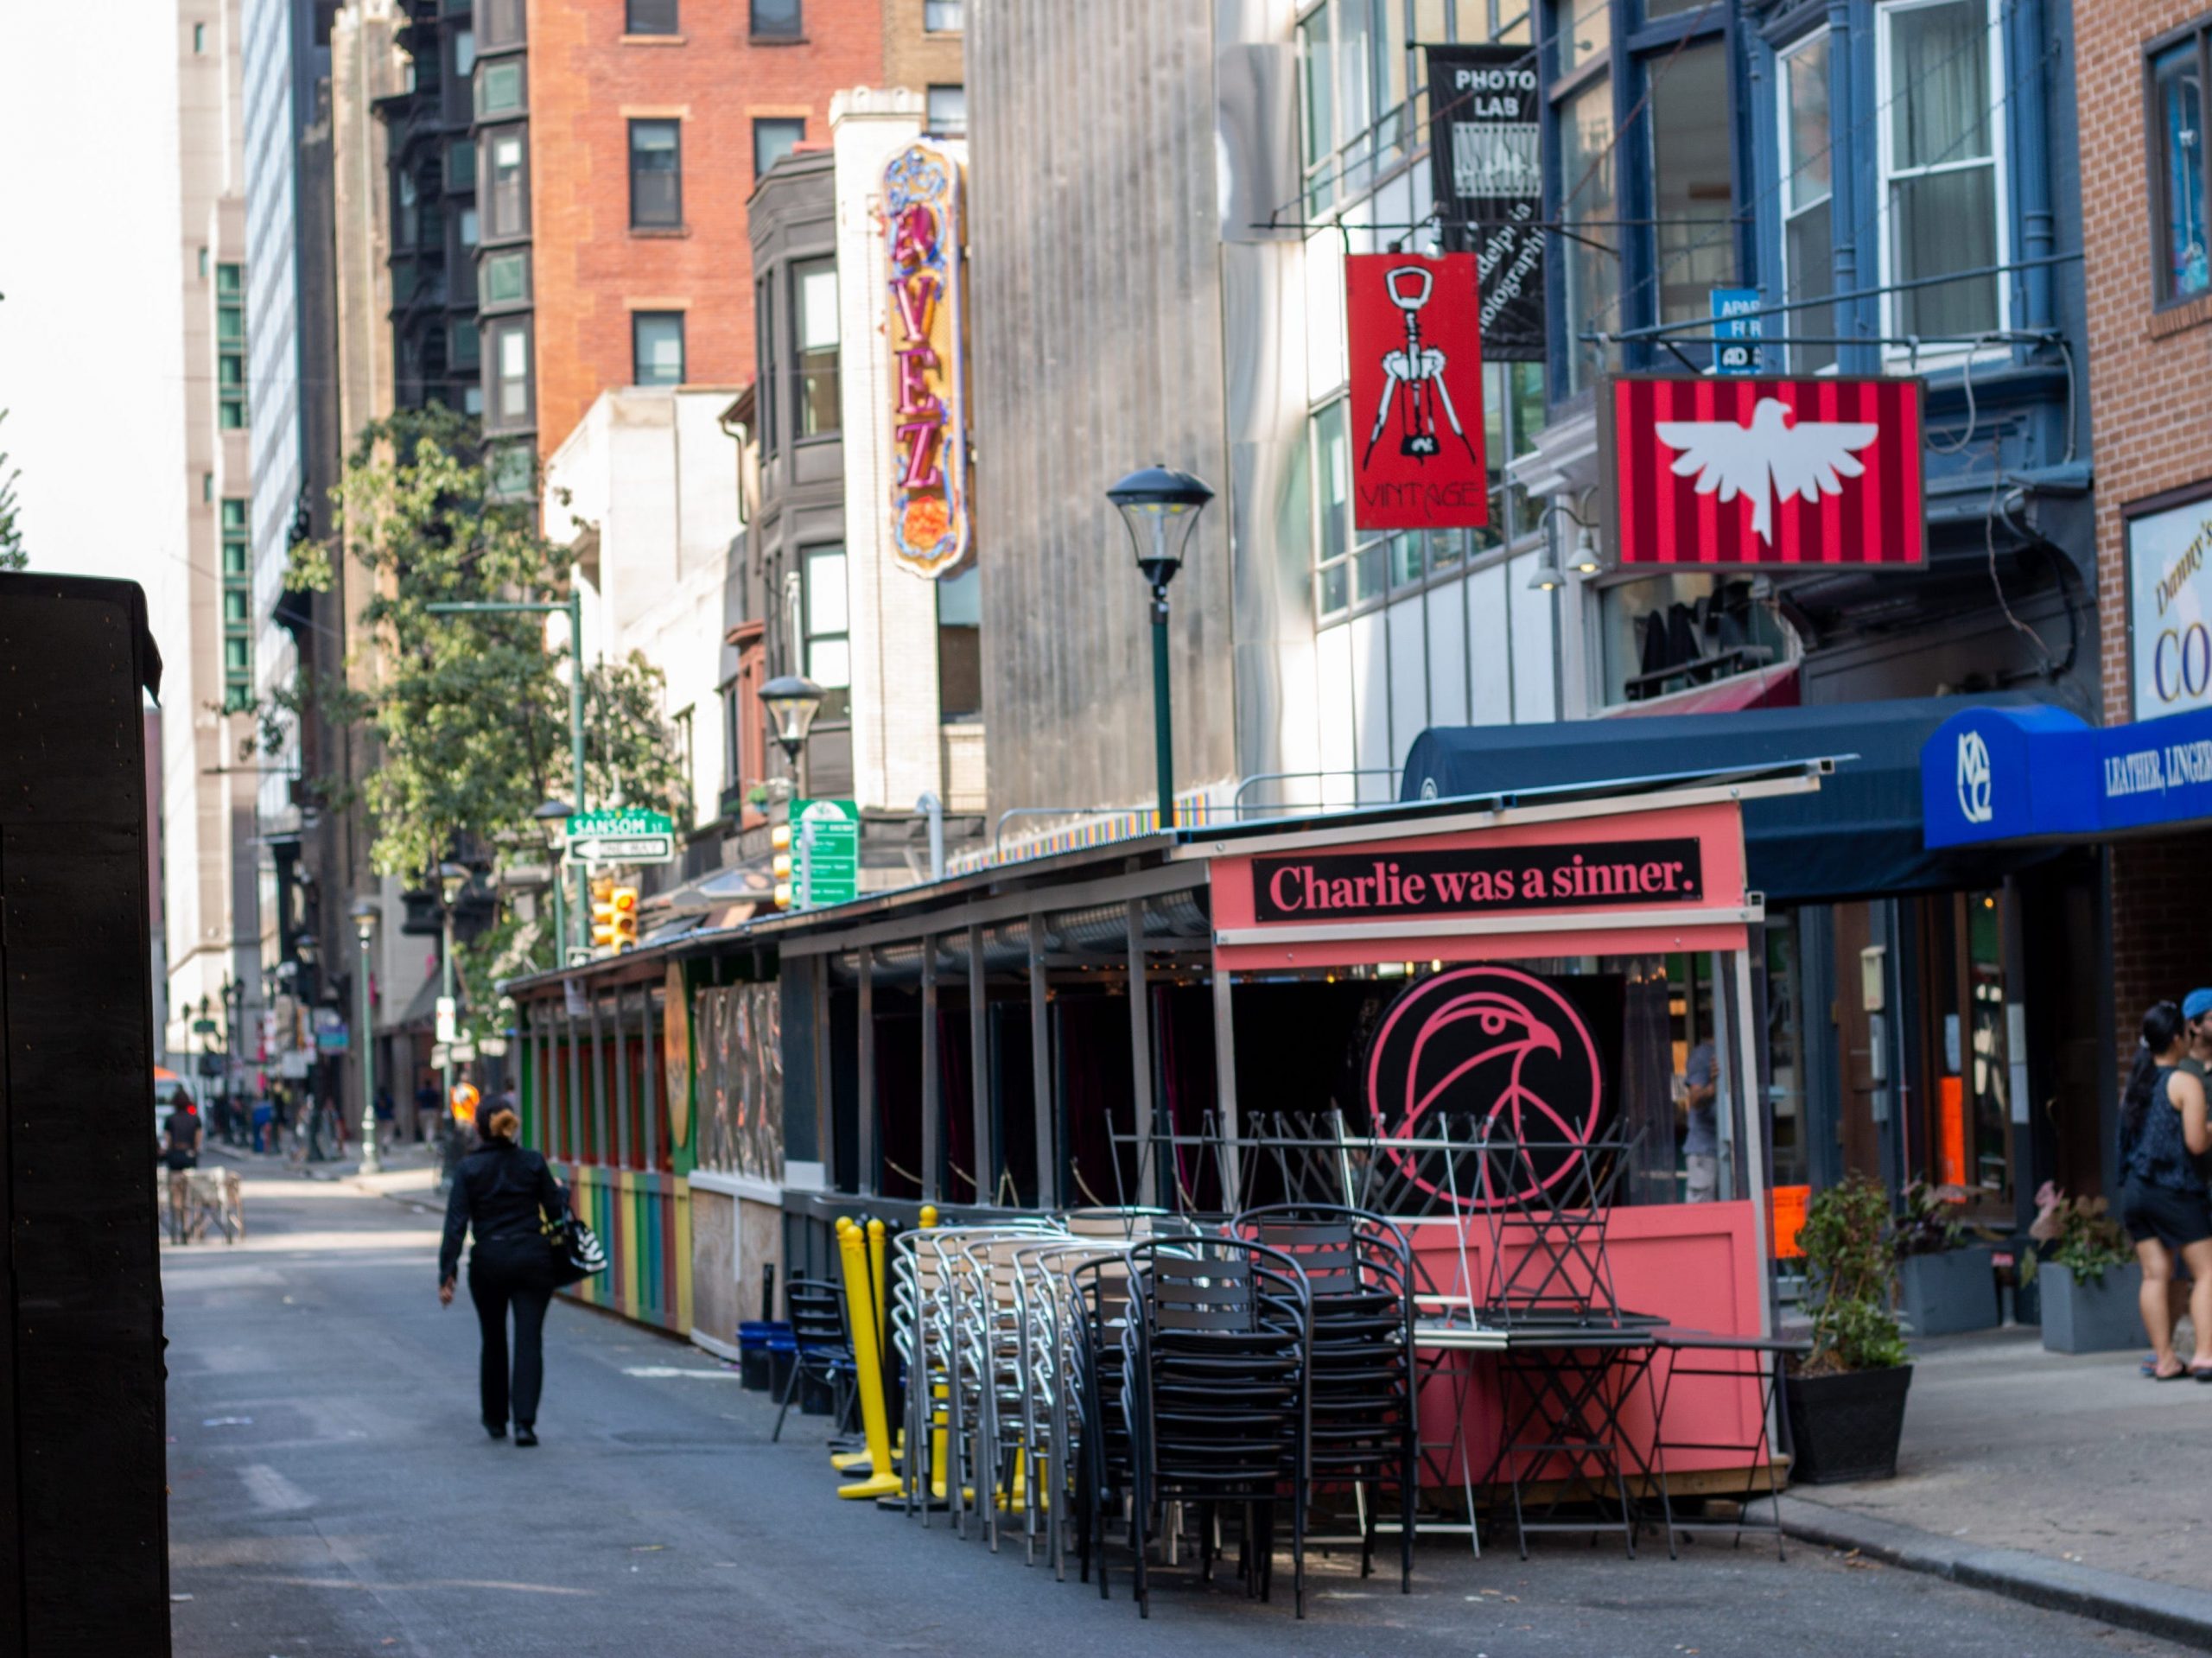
883, 142, 970, 577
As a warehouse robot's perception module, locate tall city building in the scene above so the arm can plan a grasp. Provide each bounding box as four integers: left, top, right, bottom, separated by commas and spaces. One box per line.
164, 0, 264, 1076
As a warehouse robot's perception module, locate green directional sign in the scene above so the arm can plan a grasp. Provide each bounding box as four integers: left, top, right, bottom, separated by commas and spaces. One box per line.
565, 807, 677, 866
791, 798, 860, 909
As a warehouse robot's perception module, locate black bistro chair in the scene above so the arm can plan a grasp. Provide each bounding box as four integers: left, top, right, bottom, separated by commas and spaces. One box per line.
1474, 1124, 1663, 1558
1231, 1204, 1419, 1591
772, 1276, 857, 1443
1109, 1236, 1314, 1619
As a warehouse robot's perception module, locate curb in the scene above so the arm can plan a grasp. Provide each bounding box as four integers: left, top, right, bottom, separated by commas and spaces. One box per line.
1770, 1496, 2212, 1653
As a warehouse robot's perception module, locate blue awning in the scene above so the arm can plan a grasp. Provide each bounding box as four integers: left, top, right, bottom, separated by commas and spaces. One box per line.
1401, 696, 2059, 904
1924, 702, 2212, 846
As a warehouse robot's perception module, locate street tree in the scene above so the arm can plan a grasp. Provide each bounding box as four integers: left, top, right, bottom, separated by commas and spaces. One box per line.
278, 405, 680, 1015
0, 410, 28, 572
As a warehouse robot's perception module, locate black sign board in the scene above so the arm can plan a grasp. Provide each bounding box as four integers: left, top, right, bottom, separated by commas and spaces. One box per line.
1424, 43, 1544, 362
1251, 838, 1704, 924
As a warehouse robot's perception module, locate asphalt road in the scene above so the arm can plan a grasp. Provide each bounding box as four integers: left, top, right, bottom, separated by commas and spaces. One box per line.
164, 1171, 2192, 1658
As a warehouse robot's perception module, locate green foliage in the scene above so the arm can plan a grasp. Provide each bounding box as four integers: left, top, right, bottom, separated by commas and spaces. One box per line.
1798, 1174, 1910, 1375
1892, 1179, 1967, 1257
2024, 1182, 2133, 1287
0, 410, 28, 572
284, 405, 680, 1027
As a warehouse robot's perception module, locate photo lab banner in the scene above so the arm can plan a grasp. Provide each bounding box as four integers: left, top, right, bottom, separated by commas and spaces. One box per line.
1609, 375, 1927, 568
2126, 489, 2212, 722
1423, 43, 1543, 362
1345, 252, 1489, 531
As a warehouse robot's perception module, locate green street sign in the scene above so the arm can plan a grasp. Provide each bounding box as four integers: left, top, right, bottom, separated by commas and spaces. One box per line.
192, 1018, 219, 1034
791, 798, 860, 909
565, 807, 677, 866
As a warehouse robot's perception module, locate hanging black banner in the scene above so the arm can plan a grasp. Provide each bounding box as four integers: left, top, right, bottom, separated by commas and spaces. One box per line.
1424, 43, 1544, 362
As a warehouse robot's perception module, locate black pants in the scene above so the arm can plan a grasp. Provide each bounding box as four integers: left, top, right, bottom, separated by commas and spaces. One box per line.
469, 1240, 555, 1428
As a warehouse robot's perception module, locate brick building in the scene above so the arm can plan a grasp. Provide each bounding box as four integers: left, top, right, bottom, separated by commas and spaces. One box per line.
2080, 3, 2212, 1069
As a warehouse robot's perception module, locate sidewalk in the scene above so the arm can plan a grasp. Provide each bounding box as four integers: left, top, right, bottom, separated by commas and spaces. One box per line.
1767, 1325, 2212, 1650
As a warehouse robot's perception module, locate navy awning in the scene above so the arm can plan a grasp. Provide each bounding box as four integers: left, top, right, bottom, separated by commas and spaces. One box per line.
1400, 695, 2058, 904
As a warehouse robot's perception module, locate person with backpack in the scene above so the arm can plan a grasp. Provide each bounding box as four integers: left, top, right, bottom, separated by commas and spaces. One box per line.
2120, 1001, 2212, 1381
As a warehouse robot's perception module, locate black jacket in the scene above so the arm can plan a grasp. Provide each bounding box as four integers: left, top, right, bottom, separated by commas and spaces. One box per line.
439, 1140, 565, 1285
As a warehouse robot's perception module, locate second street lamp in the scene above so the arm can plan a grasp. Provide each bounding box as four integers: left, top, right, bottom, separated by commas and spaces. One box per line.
1107, 464, 1213, 831
350, 897, 381, 1176
760, 673, 823, 794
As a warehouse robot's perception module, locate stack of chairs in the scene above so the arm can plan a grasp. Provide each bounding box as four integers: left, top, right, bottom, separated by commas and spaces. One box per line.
1101, 1236, 1314, 1619
772, 1277, 857, 1443
1233, 1204, 1418, 1591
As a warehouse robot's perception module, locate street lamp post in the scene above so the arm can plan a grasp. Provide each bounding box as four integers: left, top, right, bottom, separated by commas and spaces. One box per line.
532, 797, 574, 968
425, 593, 588, 959
760, 674, 824, 797
350, 898, 382, 1176
1107, 465, 1214, 831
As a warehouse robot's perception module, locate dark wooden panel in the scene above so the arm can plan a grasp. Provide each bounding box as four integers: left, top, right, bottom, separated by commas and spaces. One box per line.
0, 576, 168, 1656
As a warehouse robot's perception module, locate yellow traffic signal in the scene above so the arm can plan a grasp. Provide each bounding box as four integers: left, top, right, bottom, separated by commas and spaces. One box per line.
591, 883, 639, 952
771, 822, 795, 909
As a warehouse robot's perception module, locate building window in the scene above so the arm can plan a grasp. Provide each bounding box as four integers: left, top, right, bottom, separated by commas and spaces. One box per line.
1294, 0, 1416, 216
489, 319, 532, 427
458, 206, 480, 247
755, 280, 778, 455
936, 565, 982, 717
753, 117, 804, 179
194, 22, 206, 53
1311, 359, 1543, 623
475, 58, 524, 118
751, 0, 802, 39
202, 470, 213, 503
1878, 0, 2004, 343
1779, 30, 1837, 371
925, 84, 966, 136
480, 248, 529, 307
220, 498, 252, 711
802, 545, 850, 720
629, 119, 682, 228
447, 137, 475, 189
793, 260, 839, 437
924, 0, 962, 30
452, 27, 475, 76
199, 245, 209, 278
451, 318, 480, 369
488, 443, 534, 500
1646, 40, 1732, 327
2151, 28, 2212, 306
215, 263, 246, 429
1555, 74, 1616, 394
628, 0, 679, 32
483, 130, 527, 238
477, 0, 524, 48
633, 311, 685, 385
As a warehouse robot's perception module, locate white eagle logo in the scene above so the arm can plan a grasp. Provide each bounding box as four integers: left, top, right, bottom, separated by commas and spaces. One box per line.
1652, 397, 1881, 546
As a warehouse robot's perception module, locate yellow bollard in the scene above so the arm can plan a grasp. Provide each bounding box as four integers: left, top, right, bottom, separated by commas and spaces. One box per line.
919, 1204, 938, 1229
835, 1217, 900, 1499
829, 1217, 874, 1471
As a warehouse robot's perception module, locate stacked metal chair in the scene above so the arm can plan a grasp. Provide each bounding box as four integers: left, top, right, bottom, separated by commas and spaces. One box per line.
1011, 1236, 1138, 1573
1232, 1204, 1418, 1591
1099, 1236, 1315, 1619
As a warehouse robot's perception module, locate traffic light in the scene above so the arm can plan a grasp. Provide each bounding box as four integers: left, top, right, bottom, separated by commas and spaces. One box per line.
591, 882, 639, 952
772, 823, 793, 910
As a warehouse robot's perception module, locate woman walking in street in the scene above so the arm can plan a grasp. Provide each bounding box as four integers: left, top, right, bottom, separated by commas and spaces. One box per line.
2120, 1002, 2212, 1381
439, 1104, 567, 1443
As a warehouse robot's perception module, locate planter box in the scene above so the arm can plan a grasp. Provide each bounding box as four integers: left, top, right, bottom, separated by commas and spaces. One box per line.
2039, 1261, 2144, 1354
1898, 1245, 1999, 1337
1783, 1364, 1913, 1484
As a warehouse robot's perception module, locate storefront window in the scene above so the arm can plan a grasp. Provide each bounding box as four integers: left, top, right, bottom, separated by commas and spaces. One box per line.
1919, 889, 2014, 1217
1597, 572, 1793, 706
1764, 918, 1809, 1190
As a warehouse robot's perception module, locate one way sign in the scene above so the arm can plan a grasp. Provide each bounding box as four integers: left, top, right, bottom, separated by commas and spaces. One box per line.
565, 809, 677, 866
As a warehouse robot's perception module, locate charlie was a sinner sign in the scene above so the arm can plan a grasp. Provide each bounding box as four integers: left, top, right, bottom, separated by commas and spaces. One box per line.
1251, 837, 1704, 922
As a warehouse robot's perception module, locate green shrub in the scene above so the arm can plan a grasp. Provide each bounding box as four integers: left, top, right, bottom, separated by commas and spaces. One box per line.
1797, 1173, 1909, 1375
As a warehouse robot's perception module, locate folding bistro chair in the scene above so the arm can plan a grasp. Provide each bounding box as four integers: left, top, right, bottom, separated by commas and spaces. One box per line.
773, 1277, 858, 1443
1645, 1328, 1810, 1559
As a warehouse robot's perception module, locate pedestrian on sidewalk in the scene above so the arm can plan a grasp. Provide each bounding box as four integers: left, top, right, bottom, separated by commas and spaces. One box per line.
2119, 1001, 2212, 1381
438, 1102, 567, 1445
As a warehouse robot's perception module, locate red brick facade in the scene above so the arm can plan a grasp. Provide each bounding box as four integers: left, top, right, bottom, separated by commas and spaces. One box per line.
2081, 3, 2212, 1051
525, 0, 886, 460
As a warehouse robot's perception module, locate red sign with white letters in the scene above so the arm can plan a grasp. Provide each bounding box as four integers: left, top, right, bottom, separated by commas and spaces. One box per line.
1346, 254, 1490, 531
1610, 375, 1926, 567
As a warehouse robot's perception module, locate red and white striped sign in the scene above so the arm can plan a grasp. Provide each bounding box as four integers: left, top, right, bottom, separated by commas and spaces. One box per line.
1610, 376, 1926, 568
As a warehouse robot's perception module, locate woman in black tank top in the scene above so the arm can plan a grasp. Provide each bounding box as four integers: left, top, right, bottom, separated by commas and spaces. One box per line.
2120, 1003, 2212, 1381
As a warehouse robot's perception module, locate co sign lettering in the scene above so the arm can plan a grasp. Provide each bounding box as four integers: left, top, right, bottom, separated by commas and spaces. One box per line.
2153, 623, 2212, 705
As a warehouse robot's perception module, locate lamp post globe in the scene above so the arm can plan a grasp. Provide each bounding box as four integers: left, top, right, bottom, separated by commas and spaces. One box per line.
1106, 465, 1212, 832
348, 897, 382, 1176
760, 673, 825, 778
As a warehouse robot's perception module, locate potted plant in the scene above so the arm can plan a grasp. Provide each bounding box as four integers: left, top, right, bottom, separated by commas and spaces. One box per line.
1893, 1179, 1999, 1337
2024, 1183, 2141, 1354
1785, 1174, 1913, 1483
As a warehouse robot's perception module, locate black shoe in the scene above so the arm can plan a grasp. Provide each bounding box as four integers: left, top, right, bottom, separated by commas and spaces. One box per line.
514, 1426, 538, 1447
486, 1422, 507, 1439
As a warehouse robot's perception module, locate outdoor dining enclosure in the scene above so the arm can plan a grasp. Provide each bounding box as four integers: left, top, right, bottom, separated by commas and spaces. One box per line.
754, 760, 1832, 1552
